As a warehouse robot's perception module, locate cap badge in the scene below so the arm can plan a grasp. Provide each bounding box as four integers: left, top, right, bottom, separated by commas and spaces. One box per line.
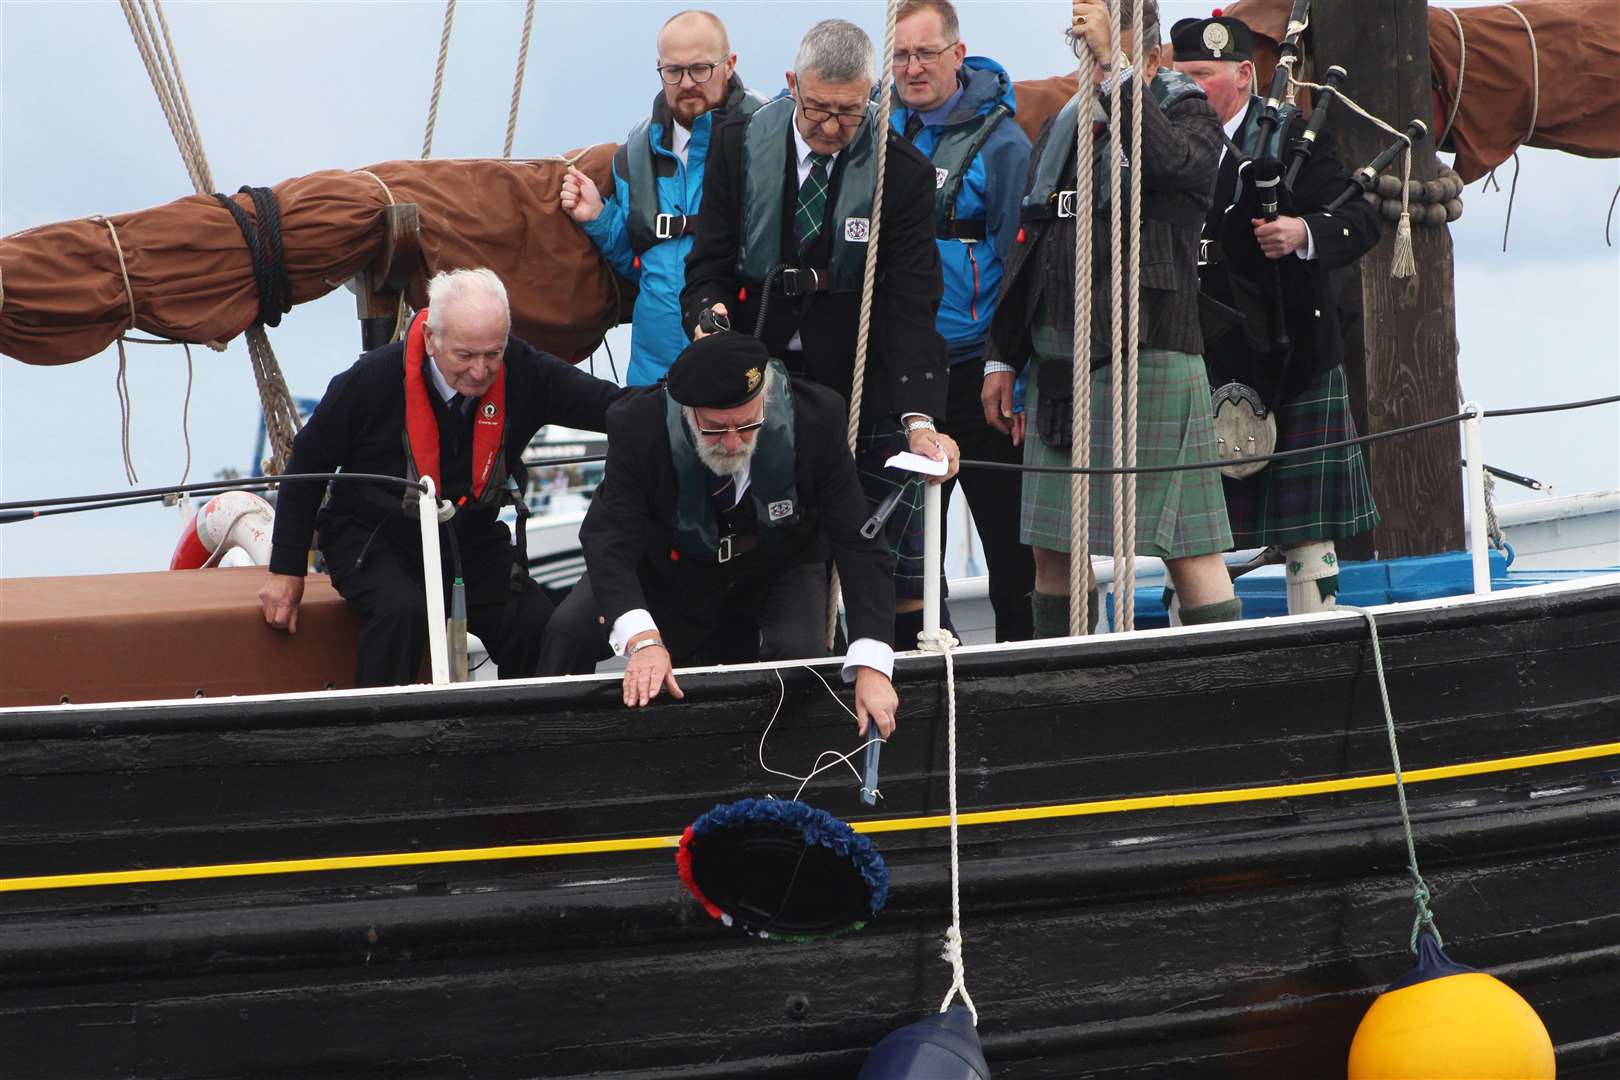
1203, 22, 1231, 55
745, 367, 762, 393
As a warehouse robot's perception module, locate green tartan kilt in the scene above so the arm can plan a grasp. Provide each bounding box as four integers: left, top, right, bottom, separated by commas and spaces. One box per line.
854, 425, 928, 600
1220, 363, 1380, 547
1019, 348, 1234, 559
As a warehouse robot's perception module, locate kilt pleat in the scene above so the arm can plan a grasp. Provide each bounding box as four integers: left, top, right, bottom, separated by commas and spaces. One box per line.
1221, 364, 1380, 547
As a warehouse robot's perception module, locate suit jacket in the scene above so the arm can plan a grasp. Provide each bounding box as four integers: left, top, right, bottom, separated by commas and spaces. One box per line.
987, 77, 1222, 373
580, 377, 896, 659
269, 337, 621, 594
681, 111, 949, 422
1201, 99, 1381, 404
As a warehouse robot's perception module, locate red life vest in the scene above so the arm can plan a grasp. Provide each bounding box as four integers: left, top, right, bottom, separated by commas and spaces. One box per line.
402, 308, 508, 507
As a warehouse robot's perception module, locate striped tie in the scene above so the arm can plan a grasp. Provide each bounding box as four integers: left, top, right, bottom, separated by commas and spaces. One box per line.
794, 152, 832, 253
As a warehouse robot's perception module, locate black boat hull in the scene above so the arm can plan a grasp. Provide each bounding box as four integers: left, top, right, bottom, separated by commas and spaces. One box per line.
2, 580, 1617, 1077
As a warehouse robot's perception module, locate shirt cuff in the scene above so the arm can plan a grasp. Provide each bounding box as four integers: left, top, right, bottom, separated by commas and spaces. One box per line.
1296, 219, 1318, 261
983, 360, 1018, 376
609, 609, 659, 656
842, 638, 895, 682
1099, 63, 1135, 97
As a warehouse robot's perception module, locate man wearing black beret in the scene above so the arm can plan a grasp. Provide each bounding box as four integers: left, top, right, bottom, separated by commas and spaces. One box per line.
538, 332, 901, 738
1172, 12, 1382, 615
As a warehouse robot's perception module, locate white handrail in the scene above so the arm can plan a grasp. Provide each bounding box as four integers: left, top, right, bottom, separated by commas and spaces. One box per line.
923, 482, 943, 641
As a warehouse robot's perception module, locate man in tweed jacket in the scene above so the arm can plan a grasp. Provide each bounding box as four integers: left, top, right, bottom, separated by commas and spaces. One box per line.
983, 0, 1241, 637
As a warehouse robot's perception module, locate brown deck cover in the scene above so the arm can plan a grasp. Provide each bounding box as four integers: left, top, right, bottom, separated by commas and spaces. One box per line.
0, 567, 363, 706
0, 146, 621, 367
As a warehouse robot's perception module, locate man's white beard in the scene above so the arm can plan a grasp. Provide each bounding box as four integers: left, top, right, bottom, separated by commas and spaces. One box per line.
687, 412, 758, 477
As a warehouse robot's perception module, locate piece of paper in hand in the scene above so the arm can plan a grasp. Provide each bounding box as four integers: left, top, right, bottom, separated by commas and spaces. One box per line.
884, 451, 949, 477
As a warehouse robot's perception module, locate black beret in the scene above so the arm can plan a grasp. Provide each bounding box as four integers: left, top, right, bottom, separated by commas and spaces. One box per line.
1170, 14, 1254, 63
667, 332, 771, 410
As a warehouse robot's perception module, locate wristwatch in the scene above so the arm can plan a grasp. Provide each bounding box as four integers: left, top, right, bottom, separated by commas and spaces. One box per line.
904, 417, 937, 434
628, 637, 666, 657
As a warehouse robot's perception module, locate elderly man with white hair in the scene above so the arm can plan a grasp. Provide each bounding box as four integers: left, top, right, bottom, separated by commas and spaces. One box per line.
259, 268, 622, 687
681, 17, 960, 651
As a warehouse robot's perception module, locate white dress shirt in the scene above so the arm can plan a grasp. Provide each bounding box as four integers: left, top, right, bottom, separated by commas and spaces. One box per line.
671, 119, 692, 167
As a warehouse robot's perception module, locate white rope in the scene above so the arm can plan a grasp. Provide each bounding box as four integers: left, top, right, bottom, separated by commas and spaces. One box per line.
828, 0, 903, 649
1438, 7, 1467, 148
1118, 0, 1142, 632
1067, 24, 1097, 637
757, 668, 881, 801
1289, 75, 1416, 278
422, 0, 457, 160
1106, 1, 1126, 635
1502, 4, 1541, 148
919, 627, 976, 1024
503, 0, 535, 158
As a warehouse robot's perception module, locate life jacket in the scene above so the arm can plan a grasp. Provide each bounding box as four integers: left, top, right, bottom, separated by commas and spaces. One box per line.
1020, 70, 1207, 231
401, 308, 509, 511
619, 80, 770, 256
663, 360, 801, 561
1234, 94, 1298, 164
919, 102, 1011, 242
735, 96, 879, 292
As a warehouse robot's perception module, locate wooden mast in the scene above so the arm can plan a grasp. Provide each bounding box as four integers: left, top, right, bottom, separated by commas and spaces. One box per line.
1311, 0, 1463, 559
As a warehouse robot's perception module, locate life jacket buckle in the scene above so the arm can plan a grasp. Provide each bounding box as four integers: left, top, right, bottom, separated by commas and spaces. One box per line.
654, 213, 676, 240
1055, 190, 1078, 219
779, 267, 819, 297
717, 535, 733, 564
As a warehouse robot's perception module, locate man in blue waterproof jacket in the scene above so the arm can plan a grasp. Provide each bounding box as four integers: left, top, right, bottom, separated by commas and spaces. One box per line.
560, 10, 766, 386
891, 0, 1035, 641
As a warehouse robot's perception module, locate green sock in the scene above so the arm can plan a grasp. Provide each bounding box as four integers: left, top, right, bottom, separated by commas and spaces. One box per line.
1030, 590, 1101, 637
1180, 597, 1244, 625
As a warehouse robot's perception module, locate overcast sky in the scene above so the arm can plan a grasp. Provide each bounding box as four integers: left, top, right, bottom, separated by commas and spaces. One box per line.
1, 0, 1616, 578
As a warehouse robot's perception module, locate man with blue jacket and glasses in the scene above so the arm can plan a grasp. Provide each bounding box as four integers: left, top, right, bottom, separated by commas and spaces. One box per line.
891, 0, 1035, 641
561, 10, 766, 386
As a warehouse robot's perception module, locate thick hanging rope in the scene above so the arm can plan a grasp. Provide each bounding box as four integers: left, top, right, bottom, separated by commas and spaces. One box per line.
918, 627, 977, 1023
120, 0, 301, 475
1067, 26, 1097, 637
1343, 607, 1443, 951
1106, 1, 1127, 636
503, 0, 535, 158
826, 0, 902, 649
1118, 0, 1143, 632
422, 0, 457, 160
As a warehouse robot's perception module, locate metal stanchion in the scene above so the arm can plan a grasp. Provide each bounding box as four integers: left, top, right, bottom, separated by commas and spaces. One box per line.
416, 476, 452, 684
1461, 402, 1491, 595
923, 482, 943, 639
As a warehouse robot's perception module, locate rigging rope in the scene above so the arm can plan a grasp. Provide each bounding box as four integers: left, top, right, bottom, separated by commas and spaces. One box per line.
1342, 606, 1442, 951
1068, 23, 1097, 637
503, 0, 536, 158
1119, 0, 1143, 632
119, 0, 301, 475
827, 0, 902, 649
422, 0, 457, 159
919, 627, 977, 1024
1107, 3, 1126, 635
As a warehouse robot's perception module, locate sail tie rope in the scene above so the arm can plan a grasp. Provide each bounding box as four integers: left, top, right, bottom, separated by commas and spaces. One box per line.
827, 0, 902, 649
1289, 75, 1416, 278
503, 0, 536, 158
1437, 7, 1467, 149
422, 0, 457, 159
212, 187, 294, 329
1342, 606, 1442, 951
120, 0, 301, 474
1478, 5, 1540, 252
1066, 25, 1097, 636
918, 626, 977, 1023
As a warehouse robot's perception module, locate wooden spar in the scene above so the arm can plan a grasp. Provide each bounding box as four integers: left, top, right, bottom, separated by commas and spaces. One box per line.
1311, 0, 1463, 560
348, 202, 422, 351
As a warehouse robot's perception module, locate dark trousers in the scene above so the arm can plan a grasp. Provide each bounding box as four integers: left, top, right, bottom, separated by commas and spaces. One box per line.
324, 527, 553, 688
939, 358, 1035, 641
538, 563, 832, 676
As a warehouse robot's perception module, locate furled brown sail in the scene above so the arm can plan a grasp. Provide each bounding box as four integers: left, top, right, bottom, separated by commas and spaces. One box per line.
0, 146, 621, 367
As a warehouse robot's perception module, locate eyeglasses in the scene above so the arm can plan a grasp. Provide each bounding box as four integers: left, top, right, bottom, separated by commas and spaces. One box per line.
693, 417, 766, 437
793, 93, 867, 129
892, 42, 958, 69
656, 60, 723, 86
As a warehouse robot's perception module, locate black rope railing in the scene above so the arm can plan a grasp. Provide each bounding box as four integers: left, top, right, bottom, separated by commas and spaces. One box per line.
2, 395, 1614, 522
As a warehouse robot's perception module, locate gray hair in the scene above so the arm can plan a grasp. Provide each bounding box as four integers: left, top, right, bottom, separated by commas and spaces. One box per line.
426, 268, 510, 335
794, 19, 876, 85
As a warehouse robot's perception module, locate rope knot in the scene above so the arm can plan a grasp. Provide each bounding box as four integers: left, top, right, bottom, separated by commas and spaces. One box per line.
917, 627, 960, 654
